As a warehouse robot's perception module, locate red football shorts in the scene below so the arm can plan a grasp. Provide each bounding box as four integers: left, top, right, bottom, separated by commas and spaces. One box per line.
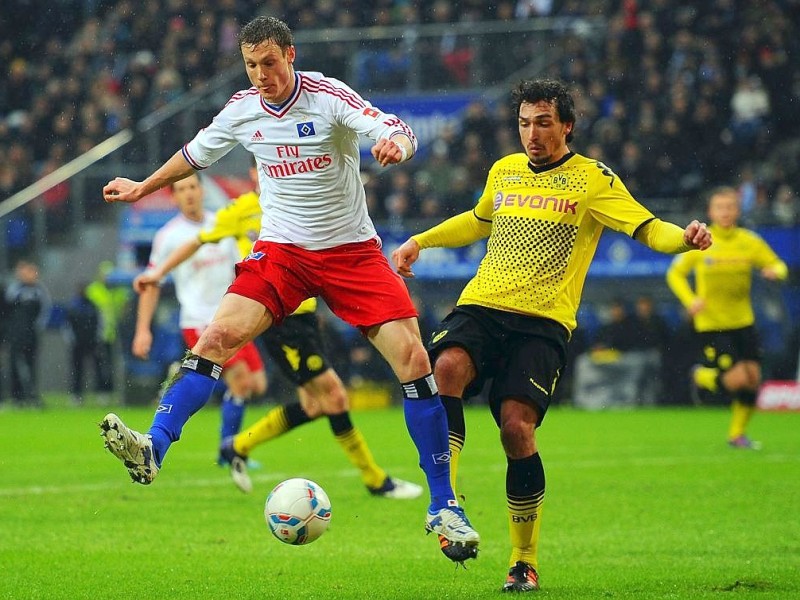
182, 328, 264, 372
228, 238, 417, 331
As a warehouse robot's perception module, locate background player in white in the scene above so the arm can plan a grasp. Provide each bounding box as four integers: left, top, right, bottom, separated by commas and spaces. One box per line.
99, 16, 478, 561
131, 173, 267, 460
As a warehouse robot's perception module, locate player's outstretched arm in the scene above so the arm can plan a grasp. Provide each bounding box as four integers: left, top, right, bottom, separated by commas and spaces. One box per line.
636, 218, 712, 253
103, 151, 196, 204
133, 238, 203, 293
131, 284, 160, 359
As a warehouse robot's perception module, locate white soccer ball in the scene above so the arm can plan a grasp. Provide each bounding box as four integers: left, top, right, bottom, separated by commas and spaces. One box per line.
265, 478, 332, 545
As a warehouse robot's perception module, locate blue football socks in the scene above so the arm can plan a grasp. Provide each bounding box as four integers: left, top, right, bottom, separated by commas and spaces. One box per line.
401, 374, 456, 512
147, 354, 223, 466
220, 391, 246, 439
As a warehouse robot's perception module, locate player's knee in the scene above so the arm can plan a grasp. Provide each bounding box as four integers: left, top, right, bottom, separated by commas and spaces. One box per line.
499, 419, 533, 455
433, 348, 474, 392
311, 373, 349, 414
196, 322, 249, 359
323, 384, 349, 414
299, 394, 324, 419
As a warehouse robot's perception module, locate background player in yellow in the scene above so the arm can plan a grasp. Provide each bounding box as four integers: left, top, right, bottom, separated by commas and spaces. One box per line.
666, 186, 788, 449
392, 79, 712, 592
136, 162, 421, 499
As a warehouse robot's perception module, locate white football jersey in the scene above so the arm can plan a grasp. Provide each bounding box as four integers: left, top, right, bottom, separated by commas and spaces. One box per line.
147, 211, 240, 328
182, 71, 417, 250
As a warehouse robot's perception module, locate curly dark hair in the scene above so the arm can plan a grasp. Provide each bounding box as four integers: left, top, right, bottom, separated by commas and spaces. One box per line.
511, 79, 576, 142
237, 16, 294, 50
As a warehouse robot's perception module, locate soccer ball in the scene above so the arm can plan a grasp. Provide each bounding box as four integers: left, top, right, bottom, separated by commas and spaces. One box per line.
265, 478, 332, 545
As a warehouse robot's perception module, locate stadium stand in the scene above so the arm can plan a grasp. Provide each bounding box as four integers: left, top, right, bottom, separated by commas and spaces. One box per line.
1, 0, 799, 401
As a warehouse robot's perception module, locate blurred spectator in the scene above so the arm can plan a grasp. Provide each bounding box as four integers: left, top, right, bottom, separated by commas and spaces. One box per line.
592, 298, 639, 352
86, 260, 130, 402
772, 184, 798, 227
63, 282, 102, 406
631, 294, 671, 353
729, 74, 771, 146
5, 259, 51, 407
515, 0, 554, 18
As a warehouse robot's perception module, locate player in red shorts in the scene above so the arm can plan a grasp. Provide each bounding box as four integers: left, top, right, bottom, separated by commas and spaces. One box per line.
100, 16, 478, 561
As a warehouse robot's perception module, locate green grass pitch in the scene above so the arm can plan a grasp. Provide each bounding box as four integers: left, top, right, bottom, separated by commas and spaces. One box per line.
1, 402, 798, 599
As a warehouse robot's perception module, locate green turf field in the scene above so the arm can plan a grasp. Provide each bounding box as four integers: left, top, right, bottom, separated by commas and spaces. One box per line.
1, 401, 798, 599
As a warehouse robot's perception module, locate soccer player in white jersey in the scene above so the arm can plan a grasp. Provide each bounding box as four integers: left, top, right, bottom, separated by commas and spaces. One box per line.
130, 173, 267, 463
99, 16, 478, 562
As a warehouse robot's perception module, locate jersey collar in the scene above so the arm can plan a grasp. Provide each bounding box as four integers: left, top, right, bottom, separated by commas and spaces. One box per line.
260, 72, 301, 118
527, 151, 575, 174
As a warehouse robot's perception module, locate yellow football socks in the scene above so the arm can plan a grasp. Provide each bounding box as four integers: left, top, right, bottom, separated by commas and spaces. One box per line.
334, 427, 386, 489
728, 399, 754, 440
233, 405, 291, 456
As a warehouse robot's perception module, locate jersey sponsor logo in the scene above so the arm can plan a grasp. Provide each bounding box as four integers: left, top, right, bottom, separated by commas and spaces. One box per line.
244, 251, 265, 261
363, 107, 380, 119
263, 154, 333, 178
296, 121, 316, 137
156, 404, 173, 414
250, 130, 265, 142
493, 192, 578, 214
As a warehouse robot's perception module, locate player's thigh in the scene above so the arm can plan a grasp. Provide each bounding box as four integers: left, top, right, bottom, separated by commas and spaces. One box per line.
489, 336, 565, 428
367, 317, 429, 381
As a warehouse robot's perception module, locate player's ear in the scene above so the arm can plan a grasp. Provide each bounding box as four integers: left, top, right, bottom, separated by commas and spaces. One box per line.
286, 45, 296, 64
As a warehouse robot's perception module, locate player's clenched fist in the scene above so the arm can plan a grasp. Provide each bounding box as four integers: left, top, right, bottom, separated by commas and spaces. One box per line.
103, 178, 143, 204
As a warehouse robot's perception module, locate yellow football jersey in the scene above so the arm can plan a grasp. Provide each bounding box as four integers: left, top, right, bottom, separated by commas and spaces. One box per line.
457, 152, 658, 333
199, 190, 317, 315
666, 224, 787, 332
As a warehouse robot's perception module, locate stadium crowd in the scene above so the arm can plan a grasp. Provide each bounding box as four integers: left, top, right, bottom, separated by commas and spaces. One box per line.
1, 0, 799, 228
1, 1, 799, 405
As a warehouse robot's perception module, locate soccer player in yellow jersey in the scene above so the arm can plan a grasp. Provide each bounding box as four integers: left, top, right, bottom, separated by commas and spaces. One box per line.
137, 163, 422, 500
667, 186, 787, 450
392, 79, 712, 592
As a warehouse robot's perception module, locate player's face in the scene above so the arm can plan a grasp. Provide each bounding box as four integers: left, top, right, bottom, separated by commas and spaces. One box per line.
708, 192, 740, 228
518, 101, 572, 166
242, 42, 296, 104
172, 176, 204, 220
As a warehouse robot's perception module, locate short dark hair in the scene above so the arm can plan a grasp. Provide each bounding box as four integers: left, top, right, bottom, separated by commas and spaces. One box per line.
511, 79, 576, 142
706, 185, 739, 207
237, 16, 294, 50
